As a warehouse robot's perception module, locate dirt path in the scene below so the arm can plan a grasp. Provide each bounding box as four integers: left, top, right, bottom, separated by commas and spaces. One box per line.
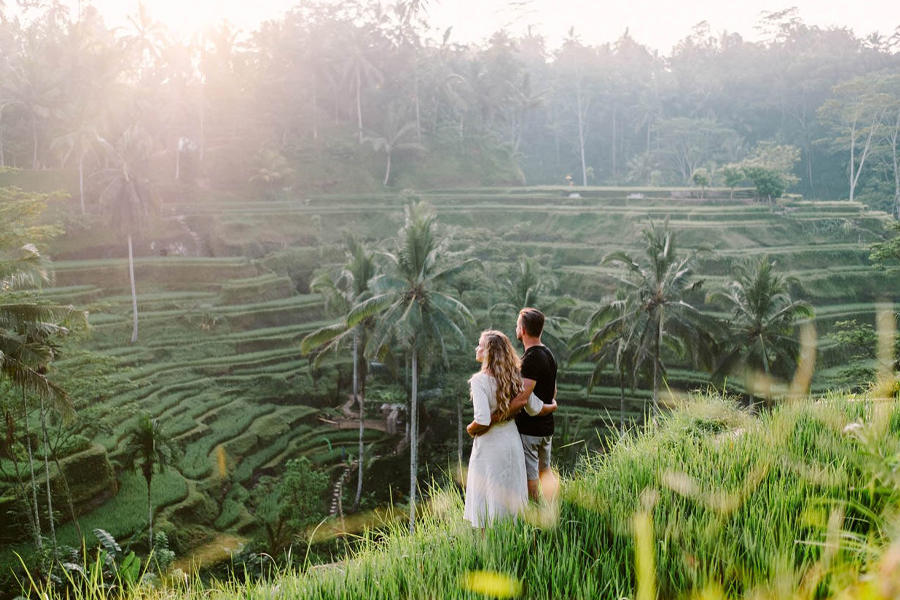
169, 533, 249, 573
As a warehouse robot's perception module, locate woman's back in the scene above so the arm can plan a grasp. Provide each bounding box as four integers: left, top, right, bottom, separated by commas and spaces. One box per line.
464, 371, 527, 527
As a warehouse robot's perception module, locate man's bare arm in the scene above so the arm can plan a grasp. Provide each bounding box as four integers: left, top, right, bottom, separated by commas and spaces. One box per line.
467, 420, 490, 437
488, 378, 537, 425
536, 399, 557, 416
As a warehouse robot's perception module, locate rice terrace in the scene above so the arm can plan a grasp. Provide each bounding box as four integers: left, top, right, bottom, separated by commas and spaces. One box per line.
2, 1, 900, 599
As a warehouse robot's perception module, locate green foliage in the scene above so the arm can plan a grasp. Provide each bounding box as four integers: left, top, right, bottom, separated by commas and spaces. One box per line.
742, 165, 787, 201
0, 186, 64, 251
600, 218, 713, 411
717, 164, 745, 196
4, 183, 897, 593
829, 319, 879, 390
280, 457, 329, 533
249, 456, 329, 554
690, 167, 711, 193
869, 220, 900, 268
120, 415, 181, 543
249, 150, 295, 192
33, 395, 900, 600
706, 256, 814, 386
150, 530, 175, 573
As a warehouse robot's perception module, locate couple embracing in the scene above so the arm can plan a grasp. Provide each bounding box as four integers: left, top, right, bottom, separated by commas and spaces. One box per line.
463, 308, 558, 529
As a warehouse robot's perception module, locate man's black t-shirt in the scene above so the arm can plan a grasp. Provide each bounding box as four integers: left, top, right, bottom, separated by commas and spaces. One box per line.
515, 345, 557, 436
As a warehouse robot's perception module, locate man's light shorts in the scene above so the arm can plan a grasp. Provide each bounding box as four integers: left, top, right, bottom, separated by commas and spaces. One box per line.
520, 434, 552, 480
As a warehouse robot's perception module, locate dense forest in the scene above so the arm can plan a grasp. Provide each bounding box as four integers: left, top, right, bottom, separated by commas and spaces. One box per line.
1, 3, 900, 207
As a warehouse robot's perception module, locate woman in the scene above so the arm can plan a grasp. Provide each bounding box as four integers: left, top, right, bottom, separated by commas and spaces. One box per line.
463, 330, 557, 528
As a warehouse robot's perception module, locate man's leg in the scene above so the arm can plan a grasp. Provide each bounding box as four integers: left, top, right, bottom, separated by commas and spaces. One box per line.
527, 478, 541, 501
520, 434, 542, 502
537, 436, 556, 501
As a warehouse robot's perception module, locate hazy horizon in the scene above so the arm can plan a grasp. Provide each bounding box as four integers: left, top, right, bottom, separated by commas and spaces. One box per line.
11, 0, 900, 53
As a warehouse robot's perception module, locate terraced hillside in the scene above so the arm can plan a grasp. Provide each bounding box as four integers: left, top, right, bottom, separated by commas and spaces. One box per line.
1, 184, 895, 576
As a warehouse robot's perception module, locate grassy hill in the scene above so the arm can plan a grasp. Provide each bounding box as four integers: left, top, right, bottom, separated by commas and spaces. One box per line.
1, 180, 898, 590
24, 393, 900, 600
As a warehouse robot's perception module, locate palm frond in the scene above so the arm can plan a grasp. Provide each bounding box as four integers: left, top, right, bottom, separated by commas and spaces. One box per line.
300, 322, 350, 356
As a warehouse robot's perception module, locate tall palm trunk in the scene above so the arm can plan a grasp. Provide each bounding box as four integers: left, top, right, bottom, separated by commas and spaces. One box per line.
199, 85, 205, 165
78, 152, 85, 215
10, 441, 39, 545
145, 466, 153, 544
128, 233, 139, 344
619, 367, 626, 432
174, 141, 181, 181
356, 71, 363, 144
31, 113, 39, 170
51, 448, 82, 540
577, 93, 587, 187
39, 395, 56, 549
652, 307, 664, 415
759, 334, 772, 407
383, 152, 392, 187
21, 390, 42, 549
646, 120, 651, 155
457, 392, 463, 466
312, 70, 318, 140
413, 58, 421, 140
352, 332, 365, 513
8, 410, 40, 546
611, 103, 617, 181
409, 350, 418, 534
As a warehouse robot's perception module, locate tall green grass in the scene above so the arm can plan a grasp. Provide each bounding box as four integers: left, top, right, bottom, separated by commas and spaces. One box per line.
20, 393, 900, 600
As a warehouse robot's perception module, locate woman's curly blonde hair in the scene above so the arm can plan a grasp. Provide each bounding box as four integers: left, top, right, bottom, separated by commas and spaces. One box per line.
473, 330, 523, 421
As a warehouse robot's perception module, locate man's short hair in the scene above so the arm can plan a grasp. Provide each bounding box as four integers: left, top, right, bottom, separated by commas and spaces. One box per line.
519, 308, 545, 338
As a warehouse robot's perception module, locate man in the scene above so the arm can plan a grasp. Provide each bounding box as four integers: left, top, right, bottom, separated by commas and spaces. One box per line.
510, 307, 558, 501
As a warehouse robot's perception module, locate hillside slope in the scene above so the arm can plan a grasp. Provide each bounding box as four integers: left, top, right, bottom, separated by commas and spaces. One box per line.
1, 183, 896, 584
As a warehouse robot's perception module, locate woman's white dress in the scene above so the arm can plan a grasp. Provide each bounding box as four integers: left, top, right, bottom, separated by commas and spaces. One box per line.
463, 372, 543, 528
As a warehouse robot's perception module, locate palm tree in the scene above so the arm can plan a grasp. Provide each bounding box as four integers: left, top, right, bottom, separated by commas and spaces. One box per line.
348, 201, 478, 533
506, 72, 549, 153
603, 219, 713, 414
569, 291, 646, 431
2, 49, 63, 170
96, 124, 155, 344
1, 243, 79, 549
707, 256, 814, 405
123, 2, 168, 80
340, 25, 384, 144
51, 107, 102, 215
121, 414, 179, 545
301, 236, 376, 513
488, 257, 573, 359
363, 111, 424, 187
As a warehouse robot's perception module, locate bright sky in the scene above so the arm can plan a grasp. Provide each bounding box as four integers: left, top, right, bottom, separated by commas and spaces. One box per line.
50, 0, 900, 52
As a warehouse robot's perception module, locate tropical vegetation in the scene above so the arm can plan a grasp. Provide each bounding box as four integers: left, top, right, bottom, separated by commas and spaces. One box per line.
2, 1, 900, 598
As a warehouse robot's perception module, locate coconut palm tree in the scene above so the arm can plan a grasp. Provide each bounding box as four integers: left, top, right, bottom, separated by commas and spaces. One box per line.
488, 257, 573, 359
1, 243, 79, 549
569, 291, 646, 431
603, 219, 713, 414
340, 24, 384, 144
123, 2, 168, 80
51, 107, 102, 215
363, 111, 424, 187
2, 48, 63, 170
707, 256, 814, 404
96, 124, 155, 344
348, 201, 478, 533
121, 414, 179, 545
301, 236, 376, 513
